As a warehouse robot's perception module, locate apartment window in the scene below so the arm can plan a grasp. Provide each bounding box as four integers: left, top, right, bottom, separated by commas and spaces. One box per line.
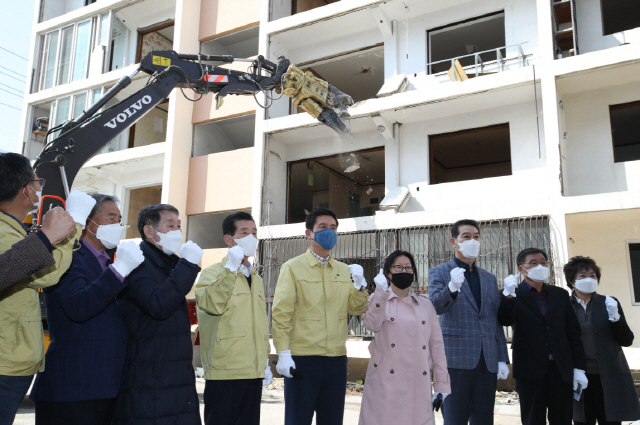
429, 124, 512, 184
136, 22, 174, 63
200, 25, 259, 59
39, 20, 93, 90
125, 185, 162, 239
40, 0, 88, 22
287, 148, 385, 224
602, 1, 640, 36
193, 114, 255, 157
610, 101, 640, 163
187, 210, 252, 249
427, 12, 505, 75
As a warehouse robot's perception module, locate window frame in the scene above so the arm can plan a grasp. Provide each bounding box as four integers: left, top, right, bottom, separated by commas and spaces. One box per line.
609, 100, 640, 163
625, 240, 640, 306
37, 18, 95, 91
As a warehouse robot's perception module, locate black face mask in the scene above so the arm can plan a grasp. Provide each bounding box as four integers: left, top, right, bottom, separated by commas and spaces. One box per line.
391, 273, 414, 289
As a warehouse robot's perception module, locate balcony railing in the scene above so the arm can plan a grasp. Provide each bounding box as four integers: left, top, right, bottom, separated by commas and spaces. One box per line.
427, 42, 531, 78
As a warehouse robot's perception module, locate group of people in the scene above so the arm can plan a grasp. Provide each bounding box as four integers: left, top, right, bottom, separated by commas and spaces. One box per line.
0, 150, 638, 425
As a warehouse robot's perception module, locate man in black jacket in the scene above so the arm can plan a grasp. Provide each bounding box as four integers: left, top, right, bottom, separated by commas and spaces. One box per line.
112, 204, 203, 425
498, 248, 587, 425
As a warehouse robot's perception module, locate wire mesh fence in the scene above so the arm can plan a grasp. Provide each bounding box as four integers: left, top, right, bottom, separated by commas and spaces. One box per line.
255, 215, 554, 336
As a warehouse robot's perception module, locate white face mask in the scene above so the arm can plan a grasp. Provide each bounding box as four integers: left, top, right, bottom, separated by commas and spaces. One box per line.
89, 220, 123, 249
24, 185, 41, 210
155, 229, 183, 255
525, 265, 550, 283
234, 234, 258, 257
574, 277, 598, 294
457, 239, 480, 259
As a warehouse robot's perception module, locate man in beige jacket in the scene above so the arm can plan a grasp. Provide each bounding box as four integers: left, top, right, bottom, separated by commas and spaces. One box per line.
0, 152, 95, 425
195, 211, 271, 425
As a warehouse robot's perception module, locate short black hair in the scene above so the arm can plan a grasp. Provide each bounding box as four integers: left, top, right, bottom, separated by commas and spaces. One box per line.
88, 193, 119, 220
137, 204, 179, 242
0, 152, 35, 204
563, 256, 601, 289
222, 211, 255, 236
305, 208, 339, 231
383, 250, 419, 282
451, 219, 480, 239
516, 247, 548, 266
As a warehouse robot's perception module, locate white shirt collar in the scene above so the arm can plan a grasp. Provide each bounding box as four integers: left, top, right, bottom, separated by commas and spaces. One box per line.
239, 261, 252, 278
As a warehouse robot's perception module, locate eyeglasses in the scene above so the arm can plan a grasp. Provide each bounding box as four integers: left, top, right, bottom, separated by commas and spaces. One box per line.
26, 178, 46, 189
391, 265, 414, 273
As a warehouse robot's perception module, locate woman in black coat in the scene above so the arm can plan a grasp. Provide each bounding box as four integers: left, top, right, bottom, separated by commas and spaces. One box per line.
564, 256, 640, 425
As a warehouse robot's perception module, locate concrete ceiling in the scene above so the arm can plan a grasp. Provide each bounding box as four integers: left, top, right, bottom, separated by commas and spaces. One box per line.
307, 47, 384, 103
115, 0, 176, 34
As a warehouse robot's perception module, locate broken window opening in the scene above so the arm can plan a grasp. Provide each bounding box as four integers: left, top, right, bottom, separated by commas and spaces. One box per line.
127, 99, 169, 149
187, 209, 252, 249
200, 25, 259, 59
193, 113, 256, 157
271, 0, 340, 20
289, 45, 384, 115
287, 148, 385, 224
125, 185, 162, 239
610, 100, 640, 163
136, 21, 174, 63
427, 11, 506, 76
601, 0, 640, 36
429, 123, 512, 184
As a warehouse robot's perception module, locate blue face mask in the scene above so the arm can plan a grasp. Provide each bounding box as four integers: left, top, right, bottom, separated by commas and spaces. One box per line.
313, 228, 337, 250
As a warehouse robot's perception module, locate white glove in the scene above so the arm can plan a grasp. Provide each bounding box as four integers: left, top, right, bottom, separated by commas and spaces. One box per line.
65, 190, 96, 227
373, 268, 388, 292
605, 295, 620, 322
348, 264, 367, 290
497, 362, 510, 380
111, 241, 145, 277
179, 241, 204, 264
431, 392, 450, 402
503, 274, 519, 297
276, 350, 296, 379
225, 245, 244, 273
573, 368, 588, 391
448, 267, 465, 292
262, 359, 273, 386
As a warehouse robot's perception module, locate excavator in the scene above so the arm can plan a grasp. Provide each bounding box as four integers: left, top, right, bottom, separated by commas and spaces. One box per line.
32, 50, 354, 217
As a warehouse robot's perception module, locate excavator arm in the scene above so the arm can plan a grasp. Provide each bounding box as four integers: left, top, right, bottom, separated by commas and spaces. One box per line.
32, 51, 353, 212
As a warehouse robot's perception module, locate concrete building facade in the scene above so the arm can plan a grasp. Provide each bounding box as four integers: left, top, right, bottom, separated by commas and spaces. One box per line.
17, 0, 640, 363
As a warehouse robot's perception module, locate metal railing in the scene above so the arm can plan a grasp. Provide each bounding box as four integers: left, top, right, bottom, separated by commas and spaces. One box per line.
426, 42, 530, 77
256, 215, 554, 336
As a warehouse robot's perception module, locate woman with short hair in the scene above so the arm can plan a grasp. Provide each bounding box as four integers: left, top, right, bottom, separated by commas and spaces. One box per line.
358, 250, 450, 425
564, 255, 640, 425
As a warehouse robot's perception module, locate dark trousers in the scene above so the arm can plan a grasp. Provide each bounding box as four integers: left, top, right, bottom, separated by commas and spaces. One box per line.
442, 351, 497, 425
574, 374, 620, 425
203, 378, 262, 425
35, 398, 115, 425
516, 360, 573, 425
284, 355, 347, 425
0, 374, 33, 425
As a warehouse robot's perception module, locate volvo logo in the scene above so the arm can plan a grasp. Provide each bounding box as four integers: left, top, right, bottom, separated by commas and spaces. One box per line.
103, 95, 153, 129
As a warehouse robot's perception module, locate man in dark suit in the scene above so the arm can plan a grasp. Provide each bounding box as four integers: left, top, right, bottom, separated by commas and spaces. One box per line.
30, 194, 144, 425
428, 219, 510, 425
499, 247, 587, 425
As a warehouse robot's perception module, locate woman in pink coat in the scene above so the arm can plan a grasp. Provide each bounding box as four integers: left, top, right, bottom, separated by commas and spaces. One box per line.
359, 250, 451, 425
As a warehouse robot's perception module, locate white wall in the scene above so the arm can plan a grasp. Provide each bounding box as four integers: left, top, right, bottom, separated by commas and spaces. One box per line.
575, 0, 640, 54
561, 80, 640, 196
384, 0, 538, 80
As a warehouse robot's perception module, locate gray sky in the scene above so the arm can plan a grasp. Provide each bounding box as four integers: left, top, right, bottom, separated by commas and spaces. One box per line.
0, 0, 35, 153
